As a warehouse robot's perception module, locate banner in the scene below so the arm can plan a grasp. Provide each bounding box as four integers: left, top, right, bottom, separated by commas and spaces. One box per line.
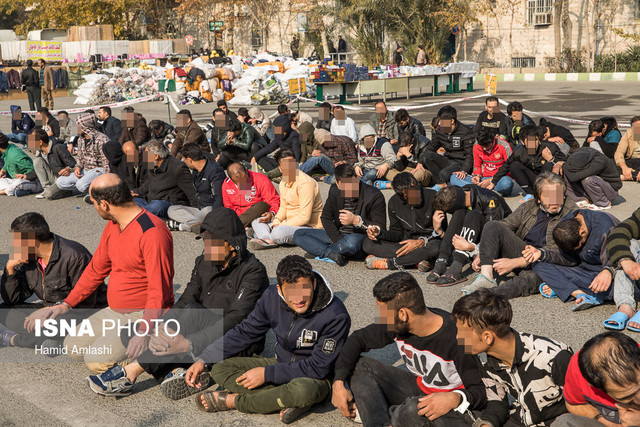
484, 74, 497, 95
27, 41, 63, 61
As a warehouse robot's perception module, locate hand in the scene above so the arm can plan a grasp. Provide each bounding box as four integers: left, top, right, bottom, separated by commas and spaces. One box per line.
149, 328, 191, 356
354, 165, 363, 178
621, 259, 640, 280
250, 157, 257, 165
417, 392, 461, 420
215, 154, 220, 162
74, 167, 83, 178
471, 175, 481, 184
590, 269, 613, 294
367, 225, 380, 241
547, 136, 565, 144
552, 161, 564, 176
185, 361, 206, 387
339, 209, 358, 226
522, 245, 541, 263
472, 255, 481, 272
376, 163, 389, 178
258, 211, 273, 223
58, 167, 70, 176
44, 125, 53, 136
453, 171, 466, 180
414, 163, 425, 172
432, 210, 445, 235
5, 257, 27, 275
396, 239, 424, 257
332, 380, 357, 419
226, 132, 236, 145
398, 145, 412, 158
452, 234, 475, 252
493, 258, 519, 276
126, 335, 149, 359
390, 139, 398, 145
13, 173, 27, 180
437, 147, 446, 154
24, 305, 69, 332
0, 169, 6, 178
479, 179, 493, 189
311, 149, 322, 157
236, 367, 265, 390
541, 147, 553, 162
622, 167, 634, 181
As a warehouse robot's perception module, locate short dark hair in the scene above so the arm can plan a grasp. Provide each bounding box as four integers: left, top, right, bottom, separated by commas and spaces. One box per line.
588, 119, 605, 135
148, 119, 164, 133
37, 107, 49, 115
398, 132, 416, 148
506, 101, 524, 116
433, 186, 458, 212
237, 107, 249, 118
394, 108, 409, 122
392, 172, 419, 197
485, 96, 499, 104
38, 58, 46, 65
213, 108, 225, 116
519, 124, 541, 142
452, 289, 513, 338
90, 177, 133, 206
57, 110, 69, 117
477, 128, 495, 148
375, 101, 386, 109
578, 331, 640, 391
122, 106, 135, 113
217, 100, 228, 107
0, 134, 8, 150
274, 148, 295, 164
181, 142, 205, 161
372, 272, 426, 315
10, 212, 53, 242
276, 255, 315, 286
26, 59, 33, 66
553, 217, 583, 252
99, 106, 112, 116
228, 119, 243, 133
277, 104, 289, 114
630, 116, 640, 125
333, 105, 344, 111
177, 109, 192, 120
437, 105, 457, 121
319, 101, 332, 110
34, 128, 49, 145
334, 163, 356, 182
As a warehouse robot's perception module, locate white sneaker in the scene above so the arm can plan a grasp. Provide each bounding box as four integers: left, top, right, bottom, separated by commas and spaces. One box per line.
35, 194, 46, 199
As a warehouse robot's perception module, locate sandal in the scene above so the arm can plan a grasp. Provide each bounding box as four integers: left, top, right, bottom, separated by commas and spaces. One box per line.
603, 312, 629, 331
539, 282, 557, 299
435, 274, 466, 287
627, 311, 640, 332
425, 272, 441, 284
281, 405, 313, 424
572, 294, 603, 312
195, 390, 231, 413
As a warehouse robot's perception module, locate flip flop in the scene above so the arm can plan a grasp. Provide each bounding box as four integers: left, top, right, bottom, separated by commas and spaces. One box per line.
539, 282, 557, 298
435, 274, 466, 287
195, 390, 230, 412
627, 311, 640, 332
248, 238, 278, 251
575, 200, 590, 208
572, 294, 604, 312
603, 312, 629, 330
314, 256, 336, 264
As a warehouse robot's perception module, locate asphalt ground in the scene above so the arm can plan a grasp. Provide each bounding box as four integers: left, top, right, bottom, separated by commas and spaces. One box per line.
0, 81, 639, 426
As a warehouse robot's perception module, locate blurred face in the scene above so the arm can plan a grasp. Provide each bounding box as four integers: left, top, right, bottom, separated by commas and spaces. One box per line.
278, 276, 315, 315
142, 148, 158, 169
456, 320, 489, 355
35, 112, 44, 125
337, 177, 359, 199
204, 238, 233, 264
525, 137, 539, 155
375, 104, 387, 119
27, 133, 44, 153
318, 107, 330, 121
98, 109, 108, 121
334, 108, 345, 123
274, 126, 283, 137
228, 164, 249, 188
215, 112, 227, 130
176, 114, 188, 130
13, 110, 21, 121
10, 231, 37, 262
634, 122, 640, 142
405, 186, 422, 206
122, 111, 135, 128
439, 119, 453, 133
486, 101, 499, 115
57, 113, 68, 126
279, 157, 298, 183
363, 135, 375, 149
538, 183, 564, 214
123, 145, 139, 165
375, 300, 409, 334
511, 111, 523, 126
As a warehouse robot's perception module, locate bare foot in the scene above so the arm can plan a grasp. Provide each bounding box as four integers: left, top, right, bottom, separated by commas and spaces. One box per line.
541, 284, 554, 296
200, 391, 236, 410
616, 305, 638, 329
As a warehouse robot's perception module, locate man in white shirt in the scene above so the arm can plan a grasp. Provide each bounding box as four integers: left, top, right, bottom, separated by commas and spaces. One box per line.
330, 106, 358, 143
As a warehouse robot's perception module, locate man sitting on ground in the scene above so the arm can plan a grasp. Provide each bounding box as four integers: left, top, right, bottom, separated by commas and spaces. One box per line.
30, 128, 77, 200
216, 118, 267, 170
331, 272, 486, 426
473, 96, 506, 139
86, 208, 269, 399
166, 143, 225, 233
498, 101, 534, 148
97, 106, 122, 142
249, 149, 323, 251
613, 115, 640, 181
7, 105, 35, 147
170, 109, 209, 157
222, 162, 280, 228
354, 124, 395, 187
186, 255, 350, 425
299, 129, 358, 185
395, 108, 426, 137
251, 115, 298, 173
35, 107, 60, 139
0, 134, 41, 197
330, 105, 358, 142
386, 132, 432, 187
369, 101, 398, 144
540, 118, 579, 156
364, 172, 445, 272
149, 119, 176, 147
294, 164, 386, 266
0, 212, 107, 349
453, 289, 573, 427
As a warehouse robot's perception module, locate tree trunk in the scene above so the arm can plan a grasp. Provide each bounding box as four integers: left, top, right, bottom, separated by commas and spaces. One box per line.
585, 0, 591, 72
554, 0, 563, 71
321, 22, 330, 60
463, 27, 467, 61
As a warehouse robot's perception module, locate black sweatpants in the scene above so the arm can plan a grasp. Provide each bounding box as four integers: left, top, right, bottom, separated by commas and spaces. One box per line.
618, 158, 640, 178
422, 152, 463, 185
493, 270, 544, 299
438, 209, 484, 265
478, 221, 527, 266
362, 238, 441, 268
509, 161, 538, 195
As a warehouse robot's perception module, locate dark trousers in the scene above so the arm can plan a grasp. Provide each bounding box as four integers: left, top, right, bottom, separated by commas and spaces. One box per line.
363, 238, 441, 267
478, 221, 527, 266
438, 209, 484, 264
565, 175, 618, 208
618, 158, 640, 178
349, 357, 471, 427
26, 86, 41, 111
239, 201, 270, 227
509, 161, 538, 194
422, 152, 463, 185
532, 262, 613, 302
493, 270, 544, 299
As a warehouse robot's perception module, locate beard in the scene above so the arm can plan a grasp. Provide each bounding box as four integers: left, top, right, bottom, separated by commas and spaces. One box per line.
395, 315, 411, 335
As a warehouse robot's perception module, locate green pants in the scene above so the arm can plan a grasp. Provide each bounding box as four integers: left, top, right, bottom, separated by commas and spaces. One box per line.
210, 356, 331, 414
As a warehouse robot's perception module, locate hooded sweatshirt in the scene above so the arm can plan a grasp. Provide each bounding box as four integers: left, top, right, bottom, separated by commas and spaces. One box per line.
198, 270, 351, 385
563, 147, 622, 191
10, 105, 35, 135
75, 112, 110, 172
356, 124, 396, 170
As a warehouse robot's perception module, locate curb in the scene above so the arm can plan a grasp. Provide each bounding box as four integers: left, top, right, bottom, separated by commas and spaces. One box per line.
474, 72, 640, 82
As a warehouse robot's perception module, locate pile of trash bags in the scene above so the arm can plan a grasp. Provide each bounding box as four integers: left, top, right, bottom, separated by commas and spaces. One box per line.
73, 65, 163, 105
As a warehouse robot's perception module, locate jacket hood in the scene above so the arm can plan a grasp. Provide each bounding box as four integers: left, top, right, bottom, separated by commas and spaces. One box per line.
10, 105, 20, 114
248, 106, 265, 121
566, 147, 597, 169
197, 206, 247, 254
359, 124, 376, 141
314, 128, 331, 146
298, 121, 315, 143
277, 270, 334, 315
76, 112, 98, 133
102, 141, 124, 167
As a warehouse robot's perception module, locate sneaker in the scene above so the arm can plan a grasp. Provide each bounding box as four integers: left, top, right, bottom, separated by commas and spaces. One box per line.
0, 325, 16, 347
160, 368, 213, 400
189, 223, 202, 234
281, 405, 313, 424
327, 251, 347, 266
35, 194, 46, 199
365, 255, 389, 270
86, 365, 134, 397
461, 273, 497, 295
304, 252, 317, 259
417, 260, 434, 272
40, 338, 62, 358
165, 219, 181, 231
246, 228, 255, 239
178, 223, 191, 232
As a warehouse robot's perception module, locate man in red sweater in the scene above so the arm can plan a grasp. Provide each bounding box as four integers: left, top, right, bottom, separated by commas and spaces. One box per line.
222, 162, 280, 227
40, 173, 175, 373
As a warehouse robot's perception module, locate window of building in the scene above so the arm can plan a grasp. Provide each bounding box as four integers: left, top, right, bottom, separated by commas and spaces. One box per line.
251, 24, 263, 48
526, 0, 553, 25
512, 57, 536, 68
297, 13, 308, 32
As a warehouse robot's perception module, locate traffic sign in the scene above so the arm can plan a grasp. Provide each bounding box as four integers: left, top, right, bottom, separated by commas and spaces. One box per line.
209, 21, 224, 32
185, 35, 194, 45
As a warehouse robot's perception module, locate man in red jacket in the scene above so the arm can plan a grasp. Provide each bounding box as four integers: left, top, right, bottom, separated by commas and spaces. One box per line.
35, 173, 175, 373
222, 162, 280, 227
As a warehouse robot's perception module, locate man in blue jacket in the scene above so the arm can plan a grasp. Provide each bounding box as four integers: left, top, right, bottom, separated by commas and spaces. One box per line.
7, 105, 35, 147
185, 255, 351, 424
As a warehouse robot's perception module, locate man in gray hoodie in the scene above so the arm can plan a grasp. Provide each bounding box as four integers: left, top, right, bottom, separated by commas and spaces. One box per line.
354, 124, 396, 186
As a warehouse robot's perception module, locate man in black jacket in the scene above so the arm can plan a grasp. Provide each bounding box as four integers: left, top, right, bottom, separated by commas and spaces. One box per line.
0, 212, 107, 348
29, 129, 76, 200
559, 147, 622, 209
133, 140, 197, 218
86, 208, 269, 399
364, 172, 444, 271
35, 107, 60, 138
540, 118, 579, 156
422, 106, 475, 185
167, 143, 225, 233
428, 185, 512, 286
498, 101, 534, 147
294, 163, 386, 266
251, 115, 299, 173
386, 132, 432, 186
21, 59, 41, 111
395, 109, 426, 137
97, 106, 123, 142
473, 96, 506, 139
331, 272, 486, 426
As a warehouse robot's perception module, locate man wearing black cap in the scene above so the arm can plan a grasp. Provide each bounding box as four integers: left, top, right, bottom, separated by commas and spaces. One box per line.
86, 207, 269, 399
21, 60, 41, 111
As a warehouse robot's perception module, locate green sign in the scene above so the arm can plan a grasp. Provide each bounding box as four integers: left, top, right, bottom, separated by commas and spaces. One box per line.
209, 21, 224, 31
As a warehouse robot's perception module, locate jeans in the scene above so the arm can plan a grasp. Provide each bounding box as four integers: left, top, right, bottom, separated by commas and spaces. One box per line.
6, 133, 27, 145
300, 155, 334, 177
0, 178, 41, 196
450, 175, 514, 197
360, 168, 380, 185
293, 228, 366, 259
56, 168, 104, 193
134, 198, 173, 218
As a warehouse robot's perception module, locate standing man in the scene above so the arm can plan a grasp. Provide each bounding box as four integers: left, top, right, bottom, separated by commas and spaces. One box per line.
38, 59, 55, 110
290, 36, 300, 59
338, 35, 347, 62
21, 59, 41, 111
97, 106, 123, 142
393, 46, 404, 67
35, 174, 175, 373
415, 45, 427, 66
